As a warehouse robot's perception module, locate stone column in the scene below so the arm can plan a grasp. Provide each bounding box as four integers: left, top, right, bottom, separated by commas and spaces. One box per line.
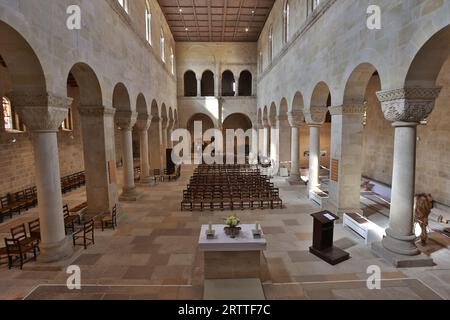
287, 111, 304, 182
160, 117, 168, 169
261, 118, 269, 157
166, 119, 175, 148
78, 106, 118, 216
214, 75, 220, 97
197, 78, 202, 97
149, 116, 162, 170
136, 115, 152, 184
372, 87, 441, 267
116, 111, 140, 201
13, 93, 73, 262
304, 107, 327, 195
327, 104, 365, 216
235, 77, 239, 97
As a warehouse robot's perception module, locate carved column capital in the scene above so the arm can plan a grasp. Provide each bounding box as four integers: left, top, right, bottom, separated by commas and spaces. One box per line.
328, 104, 366, 116
303, 106, 327, 124
376, 87, 442, 122
115, 110, 137, 130
11, 92, 73, 132
287, 111, 304, 127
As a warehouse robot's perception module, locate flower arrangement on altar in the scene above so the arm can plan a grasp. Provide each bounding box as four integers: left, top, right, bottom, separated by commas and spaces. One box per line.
225, 214, 240, 228
224, 214, 241, 238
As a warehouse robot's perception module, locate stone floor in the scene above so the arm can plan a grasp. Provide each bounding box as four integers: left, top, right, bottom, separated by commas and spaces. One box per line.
0, 165, 449, 300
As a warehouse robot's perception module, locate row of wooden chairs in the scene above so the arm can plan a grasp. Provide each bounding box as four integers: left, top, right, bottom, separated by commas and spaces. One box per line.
0, 171, 86, 224
182, 164, 282, 212
0, 204, 119, 269
0, 187, 38, 223
61, 171, 86, 194
181, 190, 282, 211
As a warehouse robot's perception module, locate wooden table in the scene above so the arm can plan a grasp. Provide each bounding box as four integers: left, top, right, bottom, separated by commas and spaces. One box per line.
198, 224, 267, 280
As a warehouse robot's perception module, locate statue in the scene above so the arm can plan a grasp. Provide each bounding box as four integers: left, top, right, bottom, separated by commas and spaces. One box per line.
414, 193, 434, 245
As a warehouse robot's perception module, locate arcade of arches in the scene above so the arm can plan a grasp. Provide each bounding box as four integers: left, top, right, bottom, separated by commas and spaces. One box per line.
0, 0, 449, 300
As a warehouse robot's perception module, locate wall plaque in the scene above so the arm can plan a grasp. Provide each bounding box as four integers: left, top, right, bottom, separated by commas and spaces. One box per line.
331, 159, 339, 182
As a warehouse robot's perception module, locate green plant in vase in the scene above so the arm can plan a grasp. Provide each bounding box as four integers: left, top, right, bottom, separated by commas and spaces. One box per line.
224, 214, 241, 238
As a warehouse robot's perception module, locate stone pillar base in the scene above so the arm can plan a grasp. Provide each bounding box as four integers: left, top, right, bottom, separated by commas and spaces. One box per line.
371, 242, 434, 268
119, 187, 141, 202
38, 237, 74, 263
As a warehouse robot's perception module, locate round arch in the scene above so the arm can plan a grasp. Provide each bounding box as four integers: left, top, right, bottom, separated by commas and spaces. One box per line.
221, 70, 235, 96
0, 20, 46, 96
238, 70, 252, 96
184, 70, 197, 97
112, 83, 131, 111
201, 70, 214, 97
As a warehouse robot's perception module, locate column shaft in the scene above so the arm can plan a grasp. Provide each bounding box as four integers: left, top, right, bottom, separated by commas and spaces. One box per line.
289, 126, 299, 181
139, 128, 151, 183
32, 132, 72, 261
309, 125, 321, 193
382, 122, 419, 255
119, 128, 139, 201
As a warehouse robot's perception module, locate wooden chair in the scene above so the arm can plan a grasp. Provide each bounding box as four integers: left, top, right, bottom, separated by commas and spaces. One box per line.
28, 219, 41, 242
63, 204, 79, 234
10, 224, 39, 248
1, 196, 21, 216
4, 237, 38, 269
0, 246, 10, 266
24, 188, 38, 207
73, 219, 95, 249
0, 205, 12, 223
95, 205, 118, 231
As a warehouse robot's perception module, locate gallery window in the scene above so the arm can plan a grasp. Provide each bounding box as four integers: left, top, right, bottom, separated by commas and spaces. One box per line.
2, 97, 25, 132
170, 47, 175, 75
308, 0, 321, 16
118, 0, 128, 13
160, 29, 165, 63
238, 70, 252, 96
184, 71, 197, 97
259, 52, 263, 73
283, 0, 290, 44
145, 1, 152, 45
268, 26, 273, 62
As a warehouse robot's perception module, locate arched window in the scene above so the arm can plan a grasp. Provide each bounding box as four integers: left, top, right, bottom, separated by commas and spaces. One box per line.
238, 71, 252, 96
170, 47, 175, 75
259, 52, 263, 73
2, 97, 25, 132
201, 71, 215, 97
221, 70, 235, 96
145, 1, 152, 45
184, 71, 197, 97
160, 29, 165, 62
308, 0, 321, 15
283, 1, 290, 44
268, 26, 273, 62
118, 0, 128, 13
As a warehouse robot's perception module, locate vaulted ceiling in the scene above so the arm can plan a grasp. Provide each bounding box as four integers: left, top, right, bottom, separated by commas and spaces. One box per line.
157, 0, 275, 42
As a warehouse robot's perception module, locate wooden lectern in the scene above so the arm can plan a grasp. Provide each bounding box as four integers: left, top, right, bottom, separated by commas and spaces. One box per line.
309, 211, 350, 265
